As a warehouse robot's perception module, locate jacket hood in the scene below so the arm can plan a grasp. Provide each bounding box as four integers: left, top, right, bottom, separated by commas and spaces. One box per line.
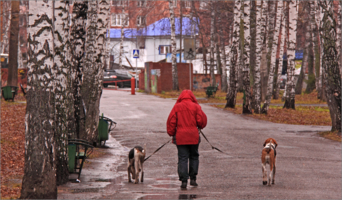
176, 90, 198, 104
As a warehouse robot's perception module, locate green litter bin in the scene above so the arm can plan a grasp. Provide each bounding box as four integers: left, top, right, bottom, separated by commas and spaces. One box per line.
2, 86, 14, 101
68, 144, 76, 173
98, 115, 109, 146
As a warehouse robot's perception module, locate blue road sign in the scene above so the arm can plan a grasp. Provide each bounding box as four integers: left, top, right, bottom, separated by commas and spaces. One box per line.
133, 49, 139, 58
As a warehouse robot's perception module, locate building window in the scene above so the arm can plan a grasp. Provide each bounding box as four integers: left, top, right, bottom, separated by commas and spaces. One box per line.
200, 1, 207, 9
111, 14, 129, 26
159, 45, 172, 55
184, 0, 191, 8
169, 0, 177, 8
136, 16, 146, 27
112, 0, 128, 7
137, 0, 146, 7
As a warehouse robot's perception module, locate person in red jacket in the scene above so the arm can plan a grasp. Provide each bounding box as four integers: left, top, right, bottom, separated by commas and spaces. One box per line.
167, 90, 207, 189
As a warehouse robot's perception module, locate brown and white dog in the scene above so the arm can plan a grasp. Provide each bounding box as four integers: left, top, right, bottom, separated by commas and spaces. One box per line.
261, 138, 277, 186
128, 145, 146, 184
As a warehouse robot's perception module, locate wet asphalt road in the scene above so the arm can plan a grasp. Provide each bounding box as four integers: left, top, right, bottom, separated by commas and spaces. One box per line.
58, 89, 341, 199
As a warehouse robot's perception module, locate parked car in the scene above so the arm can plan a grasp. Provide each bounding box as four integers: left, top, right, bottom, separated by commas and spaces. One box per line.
279, 74, 287, 89
103, 69, 138, 88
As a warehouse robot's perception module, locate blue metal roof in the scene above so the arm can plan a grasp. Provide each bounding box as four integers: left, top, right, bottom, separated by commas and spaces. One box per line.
109, 17, 199, 38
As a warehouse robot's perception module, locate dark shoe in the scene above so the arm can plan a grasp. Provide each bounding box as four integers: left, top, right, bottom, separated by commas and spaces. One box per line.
180, 181, 187, 189
190, 179, 198, 186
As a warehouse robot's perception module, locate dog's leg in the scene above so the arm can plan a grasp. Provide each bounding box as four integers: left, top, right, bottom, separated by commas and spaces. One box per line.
127, 163, 132, 183
268, 159, 274, 186
134, 159, 140, 184
262, 163, 267, 185
140, 159, 144, 183
272, 165, 276, 184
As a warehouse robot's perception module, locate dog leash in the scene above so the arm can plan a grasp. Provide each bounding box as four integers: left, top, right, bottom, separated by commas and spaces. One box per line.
199, 129, 229, 155
144, 139, 171, 162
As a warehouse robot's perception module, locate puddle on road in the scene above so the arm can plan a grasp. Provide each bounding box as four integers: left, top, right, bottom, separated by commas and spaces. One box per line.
138, 194, 206, 200
70, 188, 100, 193
94, 178, 112, 182
151, 184, 179, 188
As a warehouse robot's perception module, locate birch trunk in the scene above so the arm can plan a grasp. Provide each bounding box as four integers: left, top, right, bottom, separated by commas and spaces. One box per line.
70, 1, 88, 139
242, 0, 252, 114
54, 0, 74, 186
274, 2, 285, 100
169, 0, 178, 90
261, 0, 281, 114
210, 1, 216, 86
7, 1, 19, 87
253, 0, 266, 114
119, 6, 126, 69
220, 22, 228, 92
319, 0, 341, 134
80, 0, 101, 143
283, 0, 298, 109
21, 1, 57, 198
225, 0, 241, 108
1, 1, 11, 54
310, 1, 321, 99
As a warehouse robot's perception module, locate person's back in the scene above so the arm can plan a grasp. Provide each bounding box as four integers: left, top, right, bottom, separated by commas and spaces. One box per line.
167, 90, 207, 188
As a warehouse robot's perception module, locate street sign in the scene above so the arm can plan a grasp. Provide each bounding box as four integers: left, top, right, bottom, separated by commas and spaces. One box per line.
184, 38, 196, 60
133, 49, 139, 58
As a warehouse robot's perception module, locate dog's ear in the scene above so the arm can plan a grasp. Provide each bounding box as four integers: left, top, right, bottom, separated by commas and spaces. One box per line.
274, 140, 278, 148
263, 141, 267, 147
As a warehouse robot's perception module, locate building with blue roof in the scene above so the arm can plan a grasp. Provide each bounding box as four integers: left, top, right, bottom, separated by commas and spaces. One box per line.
108, 17, 199, 69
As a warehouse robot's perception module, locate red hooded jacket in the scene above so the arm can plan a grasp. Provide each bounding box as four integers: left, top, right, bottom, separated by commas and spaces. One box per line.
167, 90, 207, 145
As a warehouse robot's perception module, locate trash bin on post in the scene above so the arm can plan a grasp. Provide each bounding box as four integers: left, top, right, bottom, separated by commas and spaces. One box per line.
68, 143, 76, 173
98, 114, 109, 146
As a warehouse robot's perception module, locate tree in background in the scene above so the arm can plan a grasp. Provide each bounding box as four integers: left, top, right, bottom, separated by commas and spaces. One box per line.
7, 1, 19, 87
283, 0, 298, 109
225, 0, 241, 108
319, 0, 341, 134
261, 1, 282, 114
169, 0, 179, 90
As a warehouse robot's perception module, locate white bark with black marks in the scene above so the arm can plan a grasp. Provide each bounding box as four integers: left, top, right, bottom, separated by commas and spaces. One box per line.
169, 0, 178, 90
21, 1, 57, 198
284, 0, 298, 109
261, 1, 282, 114
225, 0, 241, 108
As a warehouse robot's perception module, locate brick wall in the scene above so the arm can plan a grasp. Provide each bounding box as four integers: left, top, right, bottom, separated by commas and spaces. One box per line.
139, 62, 193, 93
193, 74, 222, 90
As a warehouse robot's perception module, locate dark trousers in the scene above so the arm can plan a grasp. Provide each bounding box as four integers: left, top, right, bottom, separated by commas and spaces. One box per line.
177, 144, 199, 182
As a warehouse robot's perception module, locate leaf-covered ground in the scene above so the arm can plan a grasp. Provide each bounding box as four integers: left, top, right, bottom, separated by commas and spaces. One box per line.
1, 96, 26, 199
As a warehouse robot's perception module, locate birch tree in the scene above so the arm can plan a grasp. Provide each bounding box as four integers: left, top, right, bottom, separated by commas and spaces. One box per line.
252, 0, 266, 114
319, 0, 341, 133
7, 0, 19, 87
54, 0, 74, 186
261, 1, 282, 114
273, 2, 286, 100
225, 0, 241, 108
210, 1, 216, 86
1, 1, 11, 54
79, 0, 102, 143
21, 1, 57, 198
283, 0, 298, 109
70, 1, 88, 139
242, 0, 252, 114
169, 0, 178, 90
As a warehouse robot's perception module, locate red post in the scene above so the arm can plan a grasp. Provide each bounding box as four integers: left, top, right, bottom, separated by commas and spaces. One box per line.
131, 77, 135, 95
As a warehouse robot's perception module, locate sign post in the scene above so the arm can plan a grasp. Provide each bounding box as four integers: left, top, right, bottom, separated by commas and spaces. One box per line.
184, 38, 196, 90
133, 49, 139, 92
